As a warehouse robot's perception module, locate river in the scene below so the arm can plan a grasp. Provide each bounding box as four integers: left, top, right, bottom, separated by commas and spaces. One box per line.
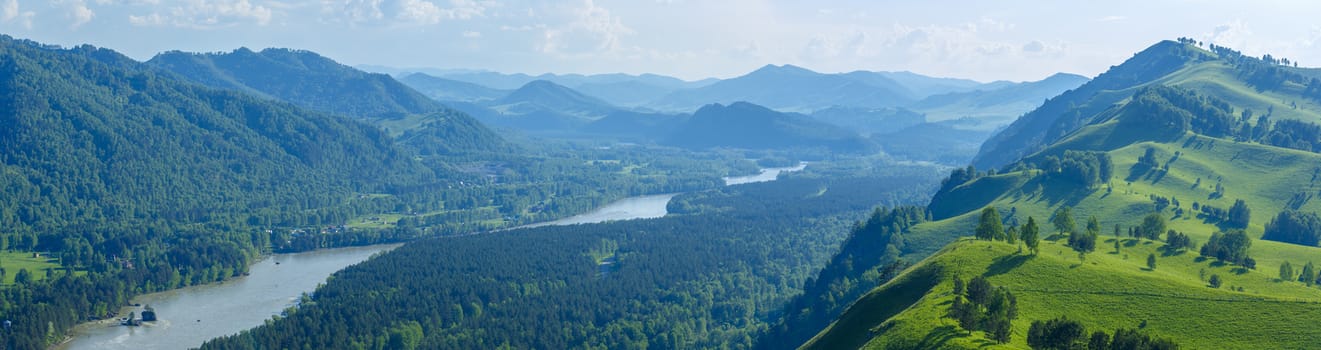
58, 163, 806, 350
57, 244, 399, 350
518, 193, 679, 229
723, 163, 808, 185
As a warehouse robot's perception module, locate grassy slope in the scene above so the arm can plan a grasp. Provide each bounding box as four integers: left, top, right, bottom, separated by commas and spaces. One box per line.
807, 239, 1321, 350
0, 252, 70, 284
804, 54, 1321, 349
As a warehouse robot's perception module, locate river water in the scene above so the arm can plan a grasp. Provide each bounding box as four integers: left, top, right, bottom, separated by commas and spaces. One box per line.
723, 163, 808, 185
58, 164, 806, 350
57, 244, 399, 350
518, 193, 679, 229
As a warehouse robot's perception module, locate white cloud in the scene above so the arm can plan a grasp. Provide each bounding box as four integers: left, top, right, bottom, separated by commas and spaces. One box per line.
461, 29, 479, 38
1203, 19, 1251, 50
397, 0, 443, 24
1097, 15, 1126, 22
59, 0, 95, 29
322, 0, 487, 25
128, 0, 273, 29
539, 0, 633, 56
2, 0, 35, 29
799, 31, 865, 62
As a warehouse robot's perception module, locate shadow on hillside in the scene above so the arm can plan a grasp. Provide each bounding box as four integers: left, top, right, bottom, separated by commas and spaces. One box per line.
915, 325, 960, 349
1159, 248, 1189, 257
1032, 176, 1094, 209
983, 254, 1031, 277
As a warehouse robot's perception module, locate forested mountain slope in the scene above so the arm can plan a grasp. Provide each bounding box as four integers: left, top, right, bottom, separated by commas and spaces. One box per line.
0, 35, 440, 349
149, 47, 511, 157
148, 48, 442, 118
799, 39, 1321, 349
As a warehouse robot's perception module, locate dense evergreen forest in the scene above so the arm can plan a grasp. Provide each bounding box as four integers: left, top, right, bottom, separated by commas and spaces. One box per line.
198, 169, 939, 349
0, 36, 759, 348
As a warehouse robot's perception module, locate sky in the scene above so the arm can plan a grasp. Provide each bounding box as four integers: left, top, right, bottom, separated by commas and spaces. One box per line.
1, 0, 1319, 82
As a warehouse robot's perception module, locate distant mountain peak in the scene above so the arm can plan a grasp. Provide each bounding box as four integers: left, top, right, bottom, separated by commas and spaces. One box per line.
750, 64, 817, 77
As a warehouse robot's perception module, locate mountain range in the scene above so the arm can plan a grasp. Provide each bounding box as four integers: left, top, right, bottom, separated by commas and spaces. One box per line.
387, 64, 1086, 163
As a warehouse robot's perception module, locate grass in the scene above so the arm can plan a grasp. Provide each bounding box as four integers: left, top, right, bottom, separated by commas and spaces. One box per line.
0, 252, 68, 285
803, 61, 1321, 349
807, 239, 1321, 350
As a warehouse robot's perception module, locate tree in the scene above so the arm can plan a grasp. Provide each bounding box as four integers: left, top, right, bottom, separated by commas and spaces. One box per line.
1022, 217, 1041, 255
1147, 253, 1157, 270
1227, 199, 1251, 228
1263, 210, 1321, 247
1281, 261, 1295, 281
1027, 317, 1085, 349
1139, 213, 1167, 240
990, 316, 1012, 343
1209, 274, 1223, 288
1006, 225, 1018, 244
966, 276, 993, 305
976, 207, 1005, 241
1300, 262, 1316, 286
1086, 216, 1101, 237
1052, 206, 1076, 235
953, 275, 965, 295
956, 298, 980, 333
1089, 331, 1111, 350
13, 268, 32, 285
1068, 230, 1097, 255
1114, 239, 1121, 254
1200, 230, 1253, 265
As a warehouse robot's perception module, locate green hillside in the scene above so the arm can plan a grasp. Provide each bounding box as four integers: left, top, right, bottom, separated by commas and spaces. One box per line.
798, 39, 1321, 349
806, 238, 1321, 350
973, 39, 1321, 170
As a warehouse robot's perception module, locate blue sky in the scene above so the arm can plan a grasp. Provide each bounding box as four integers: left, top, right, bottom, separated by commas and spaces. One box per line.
2, 0, 1318, 82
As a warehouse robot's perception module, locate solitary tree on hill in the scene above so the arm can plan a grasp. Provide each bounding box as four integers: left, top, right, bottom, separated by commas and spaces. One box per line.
1052, 206, 1076, 236
1022, 217, 1041, 255
1300, 262, 1316, 286
1139, 213, 1167, 240
976, 207, 1005, 241
1228, 199, 1251, 228
1281, 261, 1295, 282
1147, 253, 1157, 270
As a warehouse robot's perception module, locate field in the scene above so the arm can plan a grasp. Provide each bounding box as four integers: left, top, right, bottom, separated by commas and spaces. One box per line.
0, 252, 67, 285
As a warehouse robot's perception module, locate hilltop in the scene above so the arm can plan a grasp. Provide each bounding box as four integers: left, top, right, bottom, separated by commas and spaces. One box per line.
148, 47, 508, 155
781, 39, 1321, 349
665, 102, 876, 153
149, 48, 442, 119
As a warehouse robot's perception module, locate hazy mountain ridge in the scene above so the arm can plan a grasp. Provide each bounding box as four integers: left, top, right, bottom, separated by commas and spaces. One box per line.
400, 64, 1085, 154
398, 72, 509, 102
647, 64, 918, 113
149, 48, 443, 119
664, 102, 876, 152
148, 47, 509, 155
